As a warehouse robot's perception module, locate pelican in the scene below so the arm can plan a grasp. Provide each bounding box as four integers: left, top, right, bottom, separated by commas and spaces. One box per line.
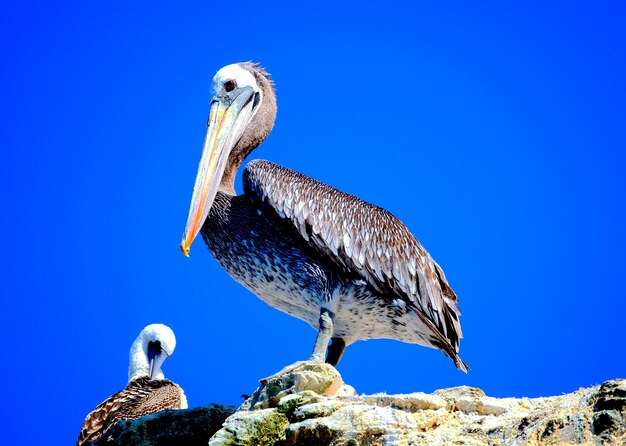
181, 62, 468, 371
77, 324, 187, 445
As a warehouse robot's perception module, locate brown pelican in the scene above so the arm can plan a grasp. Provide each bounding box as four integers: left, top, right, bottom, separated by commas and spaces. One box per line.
181, 62, 468, 371
77, 324, 187, 445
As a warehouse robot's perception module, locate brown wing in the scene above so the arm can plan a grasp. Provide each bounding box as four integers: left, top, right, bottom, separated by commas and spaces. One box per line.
77, 378, 185, 445
243, 159, 467, 370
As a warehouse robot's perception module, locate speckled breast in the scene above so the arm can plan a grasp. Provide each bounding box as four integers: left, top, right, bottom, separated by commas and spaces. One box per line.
201, 192, 332, 328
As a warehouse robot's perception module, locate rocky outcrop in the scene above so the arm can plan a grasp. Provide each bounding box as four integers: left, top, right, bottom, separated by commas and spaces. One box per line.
92, 362, 626, 445
91, 404, 236, 446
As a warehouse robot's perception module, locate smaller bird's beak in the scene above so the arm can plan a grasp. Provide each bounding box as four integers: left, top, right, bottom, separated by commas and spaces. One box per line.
149, 351, 169, 380
147, 340, 168, 380
181, 87, 257, 256
149, 356, 156, 379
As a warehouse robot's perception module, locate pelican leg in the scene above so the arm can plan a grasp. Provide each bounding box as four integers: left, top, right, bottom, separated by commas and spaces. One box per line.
310, 309, 334, 363
325, 337, 346, 366
260, 309, 335, 381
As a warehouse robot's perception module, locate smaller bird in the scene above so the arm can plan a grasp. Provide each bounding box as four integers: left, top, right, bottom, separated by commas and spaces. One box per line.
77, 324, 187, 446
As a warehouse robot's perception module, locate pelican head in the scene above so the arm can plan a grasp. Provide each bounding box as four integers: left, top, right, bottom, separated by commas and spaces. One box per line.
181, 62, 277, 256
128, 324, 177, 382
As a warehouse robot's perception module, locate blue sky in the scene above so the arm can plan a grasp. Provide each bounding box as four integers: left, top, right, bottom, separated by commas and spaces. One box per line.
2, 1, 625, 444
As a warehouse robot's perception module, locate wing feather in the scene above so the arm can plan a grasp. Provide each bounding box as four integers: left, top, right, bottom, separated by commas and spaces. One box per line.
77, 378, 184, 445
243, 160, 467, 369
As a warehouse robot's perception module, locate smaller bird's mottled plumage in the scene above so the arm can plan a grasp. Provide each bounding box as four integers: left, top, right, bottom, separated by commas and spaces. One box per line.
77, 324, 187, 446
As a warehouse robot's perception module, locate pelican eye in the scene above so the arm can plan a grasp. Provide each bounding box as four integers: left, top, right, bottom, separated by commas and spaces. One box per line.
224, 79, 237, 92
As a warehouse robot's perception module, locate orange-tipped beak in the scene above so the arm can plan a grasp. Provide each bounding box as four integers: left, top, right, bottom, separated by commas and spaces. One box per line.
180, 87, 257, 256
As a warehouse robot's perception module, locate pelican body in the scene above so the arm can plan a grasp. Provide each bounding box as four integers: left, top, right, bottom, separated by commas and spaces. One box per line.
77, 324, 187, 446
181, 62, 468, 371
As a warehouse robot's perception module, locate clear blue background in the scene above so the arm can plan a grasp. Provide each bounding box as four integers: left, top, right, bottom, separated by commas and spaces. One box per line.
2, 1, 625, 444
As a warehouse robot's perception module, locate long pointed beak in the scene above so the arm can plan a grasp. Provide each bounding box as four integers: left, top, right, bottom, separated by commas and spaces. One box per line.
180, 87, 256, 256
149, 352, 169, 380
149, 356, 156, 379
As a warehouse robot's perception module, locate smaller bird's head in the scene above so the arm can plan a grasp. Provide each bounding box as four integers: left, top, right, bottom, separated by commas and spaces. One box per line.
128, 324, 177, 382
181, 62, 276, 257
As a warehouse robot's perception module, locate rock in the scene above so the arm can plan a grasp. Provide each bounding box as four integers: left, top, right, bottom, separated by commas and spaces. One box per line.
592, 379, 626, 443
90, 364, 626, 445
90, 404, 236, 446
210, 408, 290, 446
242, 361, 345, 411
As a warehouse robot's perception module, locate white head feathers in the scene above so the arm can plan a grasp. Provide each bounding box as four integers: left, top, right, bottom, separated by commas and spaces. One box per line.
128, 324, 176, 383
211, 63, 262, 97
